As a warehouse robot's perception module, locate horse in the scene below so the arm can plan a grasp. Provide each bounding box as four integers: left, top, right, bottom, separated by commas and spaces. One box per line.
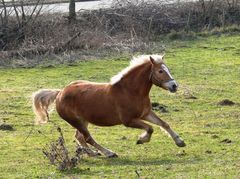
32, 55, 186, 158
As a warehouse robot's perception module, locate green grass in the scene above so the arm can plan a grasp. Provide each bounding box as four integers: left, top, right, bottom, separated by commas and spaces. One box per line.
0, 34, 240, 178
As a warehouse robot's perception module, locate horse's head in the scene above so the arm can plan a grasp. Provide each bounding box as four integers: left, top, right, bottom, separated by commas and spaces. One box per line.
149, 55, 178, 93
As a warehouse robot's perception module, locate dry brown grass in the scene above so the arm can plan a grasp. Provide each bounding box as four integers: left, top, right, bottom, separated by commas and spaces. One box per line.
0, 0, 239, 63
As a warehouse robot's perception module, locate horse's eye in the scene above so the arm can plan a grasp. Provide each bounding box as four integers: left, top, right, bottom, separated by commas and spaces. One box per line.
159, 70, 163, 74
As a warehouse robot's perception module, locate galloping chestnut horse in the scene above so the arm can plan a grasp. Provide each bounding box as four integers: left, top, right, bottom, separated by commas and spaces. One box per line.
32, 55, 185, 157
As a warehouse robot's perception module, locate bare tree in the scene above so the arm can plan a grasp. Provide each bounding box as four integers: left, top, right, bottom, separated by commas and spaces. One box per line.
69, 0, 76, 22
0, 0, 43, 50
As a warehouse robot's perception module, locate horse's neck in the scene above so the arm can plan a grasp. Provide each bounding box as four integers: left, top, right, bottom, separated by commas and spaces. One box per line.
120, 63, 152, 96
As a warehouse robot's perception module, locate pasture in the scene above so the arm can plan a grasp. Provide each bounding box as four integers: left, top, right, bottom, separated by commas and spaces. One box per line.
0, 34, 240, 178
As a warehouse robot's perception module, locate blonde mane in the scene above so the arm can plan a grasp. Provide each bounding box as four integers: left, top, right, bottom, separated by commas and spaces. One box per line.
110, 55, 164, 85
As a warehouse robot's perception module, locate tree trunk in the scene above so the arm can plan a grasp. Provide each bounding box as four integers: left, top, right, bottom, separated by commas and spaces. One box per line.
69, 0, 76, 21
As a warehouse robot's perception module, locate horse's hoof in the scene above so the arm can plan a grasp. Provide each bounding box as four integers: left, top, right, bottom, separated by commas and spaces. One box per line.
107, 153, 118, 158
176, 141, 186, 147
136, 140, 144, 144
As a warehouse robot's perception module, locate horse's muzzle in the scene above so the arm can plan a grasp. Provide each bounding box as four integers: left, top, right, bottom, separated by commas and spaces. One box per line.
164, 80, 178, 93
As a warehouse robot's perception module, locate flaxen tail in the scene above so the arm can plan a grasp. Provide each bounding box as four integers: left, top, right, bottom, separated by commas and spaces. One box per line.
32, 89, 61, 125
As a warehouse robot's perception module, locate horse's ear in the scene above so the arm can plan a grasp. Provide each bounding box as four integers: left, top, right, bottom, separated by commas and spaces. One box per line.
150, 56, 155, 65
162, 53, 165, 61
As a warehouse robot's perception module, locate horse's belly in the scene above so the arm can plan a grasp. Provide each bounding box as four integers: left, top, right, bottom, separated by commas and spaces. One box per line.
87, 116, 122, 126
77, 103, 122, 126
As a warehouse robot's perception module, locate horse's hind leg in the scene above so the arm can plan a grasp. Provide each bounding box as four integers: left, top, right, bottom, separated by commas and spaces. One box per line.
75, 130, 101, 157
62, 116, 117, 158
144, 110, 186, 147
77, 127, 118, 158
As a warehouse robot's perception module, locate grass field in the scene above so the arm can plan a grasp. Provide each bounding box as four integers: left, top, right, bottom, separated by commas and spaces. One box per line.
0, 34, 240, 178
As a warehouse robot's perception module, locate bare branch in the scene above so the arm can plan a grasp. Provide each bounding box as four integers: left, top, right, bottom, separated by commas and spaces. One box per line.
12, 0, 20, 27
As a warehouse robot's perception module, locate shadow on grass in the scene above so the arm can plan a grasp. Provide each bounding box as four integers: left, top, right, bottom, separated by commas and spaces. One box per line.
62, 155, 202, 176
62, 167, 99, 176
100, 156, 201, 166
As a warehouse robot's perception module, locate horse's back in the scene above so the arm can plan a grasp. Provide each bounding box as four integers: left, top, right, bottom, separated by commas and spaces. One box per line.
56, 80, 122, 126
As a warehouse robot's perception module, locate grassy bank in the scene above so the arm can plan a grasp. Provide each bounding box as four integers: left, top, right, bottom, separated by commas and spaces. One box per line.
0, 34, 240, 178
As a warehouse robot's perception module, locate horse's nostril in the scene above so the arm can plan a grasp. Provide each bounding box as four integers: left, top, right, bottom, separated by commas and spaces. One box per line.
173, 84, 177, 89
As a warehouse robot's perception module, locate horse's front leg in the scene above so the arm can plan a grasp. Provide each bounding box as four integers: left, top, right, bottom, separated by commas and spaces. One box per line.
123, 119, 153, 144
144, 110, 186, 147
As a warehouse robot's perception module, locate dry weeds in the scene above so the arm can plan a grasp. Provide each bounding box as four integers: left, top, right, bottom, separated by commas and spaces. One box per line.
42, 127, 88, 171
